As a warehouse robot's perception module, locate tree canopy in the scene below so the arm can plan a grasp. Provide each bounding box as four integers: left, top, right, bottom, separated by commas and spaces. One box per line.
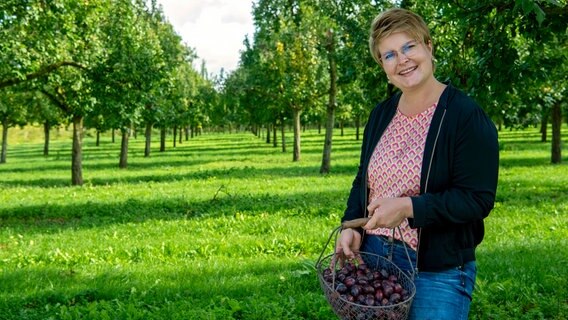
1, 0, 567, 181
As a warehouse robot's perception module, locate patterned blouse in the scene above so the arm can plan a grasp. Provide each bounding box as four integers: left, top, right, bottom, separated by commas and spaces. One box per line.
366, 103, 437, 251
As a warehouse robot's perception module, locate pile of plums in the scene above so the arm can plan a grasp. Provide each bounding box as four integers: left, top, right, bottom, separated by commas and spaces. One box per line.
322, 261, 411, 307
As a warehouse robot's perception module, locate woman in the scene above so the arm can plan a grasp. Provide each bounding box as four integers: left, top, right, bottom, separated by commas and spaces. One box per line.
335, 8, 499, 320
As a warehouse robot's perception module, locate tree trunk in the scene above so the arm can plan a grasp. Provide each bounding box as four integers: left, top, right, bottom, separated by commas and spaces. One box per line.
292, 109, 301, 161
119, 127, 129, 169
540, 108, 549, 142
160, 127, 166, 152
145, 122, 152, 157
320, 29, 337, 173
273, 120, 278, 147
71, 115, 83, 185
551, 102, 562, 164
185, 126, 189, 141
266, 124, 271, 144
179, 127, 183, 144
173, 125, 177, 147
355, 114, 361, 141
43, 121, 50, 156
1, 120, 8, 164
320, 100, 335, 174
112, 128, 115, 143
96, 130, 100, 147
281, 118, 286, 153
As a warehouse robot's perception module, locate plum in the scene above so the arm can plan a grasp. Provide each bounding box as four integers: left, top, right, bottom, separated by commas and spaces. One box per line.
344, 276, 356, 288
336, 283, 348, 294
350, 284, 362, 297
389, 292, 402, 304
374, 289, 384, 301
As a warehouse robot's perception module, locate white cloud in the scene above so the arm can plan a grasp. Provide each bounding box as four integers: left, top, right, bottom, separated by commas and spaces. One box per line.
157, 0, 256, 77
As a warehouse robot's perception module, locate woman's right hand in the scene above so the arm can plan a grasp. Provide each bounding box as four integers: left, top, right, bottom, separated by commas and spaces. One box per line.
334, 228, 362, 263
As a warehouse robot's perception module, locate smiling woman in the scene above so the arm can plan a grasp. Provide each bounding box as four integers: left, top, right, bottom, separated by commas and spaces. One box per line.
335, 7, 500, 320
156, 0, 256, 76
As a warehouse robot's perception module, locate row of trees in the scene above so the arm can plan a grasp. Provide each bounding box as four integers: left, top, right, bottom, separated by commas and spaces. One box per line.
1, 0, 567, 186
0, 0, 217, 185
220, 0, 567, 171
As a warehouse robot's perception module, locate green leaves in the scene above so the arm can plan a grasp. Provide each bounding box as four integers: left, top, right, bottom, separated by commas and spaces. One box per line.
515, 0, 546, 25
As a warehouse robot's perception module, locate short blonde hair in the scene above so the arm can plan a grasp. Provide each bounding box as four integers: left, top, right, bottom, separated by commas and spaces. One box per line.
369, 8, 432, 65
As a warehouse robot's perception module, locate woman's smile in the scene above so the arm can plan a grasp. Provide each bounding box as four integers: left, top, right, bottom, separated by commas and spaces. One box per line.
398, 65, 418, 76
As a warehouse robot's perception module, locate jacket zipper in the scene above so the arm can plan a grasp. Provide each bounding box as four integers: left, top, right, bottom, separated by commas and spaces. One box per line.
415, 108, 447, 275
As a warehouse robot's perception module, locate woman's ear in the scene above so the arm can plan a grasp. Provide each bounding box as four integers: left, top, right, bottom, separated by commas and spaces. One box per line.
426, 40, 433, 55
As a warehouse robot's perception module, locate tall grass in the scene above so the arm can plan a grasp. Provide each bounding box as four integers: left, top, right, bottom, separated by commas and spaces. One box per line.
0, 125, 567, 319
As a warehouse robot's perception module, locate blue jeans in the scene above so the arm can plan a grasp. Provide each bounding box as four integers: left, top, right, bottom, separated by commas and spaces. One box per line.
361, 235, 476, 320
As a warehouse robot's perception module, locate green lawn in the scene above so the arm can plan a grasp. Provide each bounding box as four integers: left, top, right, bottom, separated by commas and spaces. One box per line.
0, 126, 567, 319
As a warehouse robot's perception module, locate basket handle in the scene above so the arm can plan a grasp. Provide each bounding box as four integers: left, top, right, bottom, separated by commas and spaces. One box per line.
315, 225, 341, 270
341, 217, 370, 229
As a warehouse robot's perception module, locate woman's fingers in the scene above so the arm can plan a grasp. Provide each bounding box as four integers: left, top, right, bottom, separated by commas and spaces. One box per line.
363, 213, 380, 230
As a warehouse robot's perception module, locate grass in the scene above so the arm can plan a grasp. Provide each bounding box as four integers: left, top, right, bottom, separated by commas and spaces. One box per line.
0, 125, 567, 319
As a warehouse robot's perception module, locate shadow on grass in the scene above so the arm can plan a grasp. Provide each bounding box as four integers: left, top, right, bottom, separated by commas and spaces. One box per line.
5, 131, 362, 162
499, 156, 554, 168
0, 161, 358, 188
0, 186, 348, 233
6, 143, 280, 163
0, 158, 219, 175
2, 143, 358, 177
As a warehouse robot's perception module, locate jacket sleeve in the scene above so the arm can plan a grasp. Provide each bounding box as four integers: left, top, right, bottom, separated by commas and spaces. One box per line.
410, 99, 499, 228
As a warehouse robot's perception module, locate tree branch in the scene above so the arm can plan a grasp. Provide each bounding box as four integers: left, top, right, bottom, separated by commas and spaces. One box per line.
0, 61, 86, 89
40, 88, 70, 114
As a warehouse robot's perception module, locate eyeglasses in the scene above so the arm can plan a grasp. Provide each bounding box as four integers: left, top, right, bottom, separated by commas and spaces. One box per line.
380, 40, 420, 65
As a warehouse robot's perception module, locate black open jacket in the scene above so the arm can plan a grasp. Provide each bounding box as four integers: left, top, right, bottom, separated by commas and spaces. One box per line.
342, 83, 499, 272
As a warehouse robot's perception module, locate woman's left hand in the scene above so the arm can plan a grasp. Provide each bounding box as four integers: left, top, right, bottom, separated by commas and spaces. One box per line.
363, 197, 413, 230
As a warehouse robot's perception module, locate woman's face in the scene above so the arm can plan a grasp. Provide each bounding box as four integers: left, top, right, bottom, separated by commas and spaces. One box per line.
377, 32, 433, 92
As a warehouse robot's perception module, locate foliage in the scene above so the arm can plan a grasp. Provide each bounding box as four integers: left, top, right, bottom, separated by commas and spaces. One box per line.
233, 0, 567, 163
1, 0, 567, 170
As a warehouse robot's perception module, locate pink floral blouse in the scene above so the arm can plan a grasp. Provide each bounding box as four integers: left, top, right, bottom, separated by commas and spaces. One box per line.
366, 103, 437, 251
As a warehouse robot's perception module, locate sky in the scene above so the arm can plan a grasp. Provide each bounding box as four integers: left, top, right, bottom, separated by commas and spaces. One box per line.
156, 0, 256, 77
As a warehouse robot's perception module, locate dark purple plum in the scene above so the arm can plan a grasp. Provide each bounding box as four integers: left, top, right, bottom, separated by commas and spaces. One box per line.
344, 276, 356, 288
374, 289, 384, 301
363, 285, 375, 294
393, 282, 403, 294
336, 283, 348, 294
389, 292, 402, 304
350, 284, 362, 297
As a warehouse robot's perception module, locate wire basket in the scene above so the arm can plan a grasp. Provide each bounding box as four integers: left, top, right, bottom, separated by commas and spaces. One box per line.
316, 221, 416, 320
